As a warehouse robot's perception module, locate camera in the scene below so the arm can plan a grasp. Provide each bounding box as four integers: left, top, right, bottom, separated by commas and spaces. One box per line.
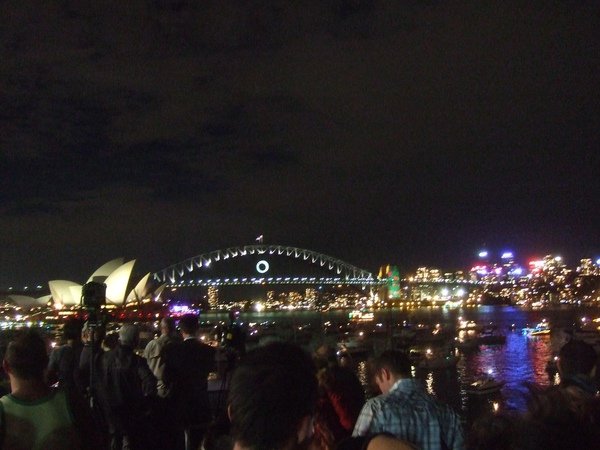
81, 281, 106, 309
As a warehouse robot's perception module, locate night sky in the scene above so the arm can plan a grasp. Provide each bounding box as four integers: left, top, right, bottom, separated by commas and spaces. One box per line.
1, 1, 599, 287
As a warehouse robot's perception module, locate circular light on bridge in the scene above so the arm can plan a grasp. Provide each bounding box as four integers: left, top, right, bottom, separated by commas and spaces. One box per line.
256, 260, 270, 274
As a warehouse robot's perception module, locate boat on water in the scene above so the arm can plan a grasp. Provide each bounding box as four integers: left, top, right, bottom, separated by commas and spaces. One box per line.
523, 319, 551, 336
417, 348, 459, 370
348, 309, 375, 322
337, 331, 373, 358
466, 376, 505, 395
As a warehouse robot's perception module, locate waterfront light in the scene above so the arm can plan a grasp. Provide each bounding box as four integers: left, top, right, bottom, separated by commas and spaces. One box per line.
501, 252, 514, 259
254, 302, 264, 312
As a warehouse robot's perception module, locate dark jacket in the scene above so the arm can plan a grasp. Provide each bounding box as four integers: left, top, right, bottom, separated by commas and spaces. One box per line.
99, 344, 157, 434
163, 337, 216, 425
47, 341, 83, 390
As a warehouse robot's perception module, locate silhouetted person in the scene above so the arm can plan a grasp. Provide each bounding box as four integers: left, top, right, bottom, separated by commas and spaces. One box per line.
557, 339, 598, 396
100, 324, 157, 450
313, 344, 365, 450
228, 342, 318, 450
163, 313, 216, 450
47, 318, 84, 390
222, 309, 246, 358
144, 317, 180, 397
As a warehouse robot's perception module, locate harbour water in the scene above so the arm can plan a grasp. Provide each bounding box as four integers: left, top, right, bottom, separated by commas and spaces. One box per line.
2, 304, 597, 426
203, 305, 600, 423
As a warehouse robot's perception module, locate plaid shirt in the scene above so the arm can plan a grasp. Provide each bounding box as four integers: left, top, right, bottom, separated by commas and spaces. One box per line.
352, 378, 464, 450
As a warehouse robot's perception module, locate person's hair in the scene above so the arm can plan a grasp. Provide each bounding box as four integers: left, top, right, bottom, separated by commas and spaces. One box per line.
161, 317, 176, 334
118, 323, 140, 347
314, 344, 337, 370
228, 342, 318, 450
4, 330, 48, 380
558, 339, 597, 377
372, 350, 411, 378
62, 319, 83, 341
468, 412, 524, 450
178, 314, 199, 335
523, 384, 600, 449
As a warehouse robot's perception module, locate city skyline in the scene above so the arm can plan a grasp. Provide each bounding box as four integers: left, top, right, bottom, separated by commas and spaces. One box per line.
1, 2, 598, 286
2, 245, 598, 291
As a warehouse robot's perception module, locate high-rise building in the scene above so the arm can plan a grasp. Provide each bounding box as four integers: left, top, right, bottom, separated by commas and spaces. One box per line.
305, 288, 318, 308
208, 286, 219, 309
579, 258, 595, 276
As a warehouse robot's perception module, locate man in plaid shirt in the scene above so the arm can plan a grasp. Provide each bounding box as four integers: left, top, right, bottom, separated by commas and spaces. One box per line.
353, 350, 464, 450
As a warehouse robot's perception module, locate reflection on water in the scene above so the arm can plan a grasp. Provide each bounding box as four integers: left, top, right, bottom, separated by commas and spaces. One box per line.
226, 305, 600, 423
425, 372, 434, 396
356, 360, 368, 389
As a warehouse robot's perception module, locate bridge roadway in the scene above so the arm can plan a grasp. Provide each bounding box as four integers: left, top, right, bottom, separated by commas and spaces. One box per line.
166, 277, 489, 288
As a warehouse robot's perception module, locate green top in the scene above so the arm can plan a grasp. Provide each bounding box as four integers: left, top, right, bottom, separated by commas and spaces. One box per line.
0, 389, 81, 450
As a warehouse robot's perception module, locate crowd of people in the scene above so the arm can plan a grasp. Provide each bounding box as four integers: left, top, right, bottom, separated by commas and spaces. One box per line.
0, 314, 599, 450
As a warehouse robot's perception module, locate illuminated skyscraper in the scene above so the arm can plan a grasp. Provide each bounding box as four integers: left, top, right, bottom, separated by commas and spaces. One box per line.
387, 265, 401, 299
208, 286, 219, 309
305, 288, 317, 308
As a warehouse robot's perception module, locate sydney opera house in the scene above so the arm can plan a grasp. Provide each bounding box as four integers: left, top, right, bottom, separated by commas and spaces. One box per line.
1, 258, 165, 312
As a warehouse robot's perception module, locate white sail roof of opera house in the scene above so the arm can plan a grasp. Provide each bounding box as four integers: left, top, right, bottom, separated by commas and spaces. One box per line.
105, 260, 136, 305
4, 294, 50, 308
126, 273, 151, 304
87, 257, 125, 283
49, 280, 82, 307
48, 258, 162, 308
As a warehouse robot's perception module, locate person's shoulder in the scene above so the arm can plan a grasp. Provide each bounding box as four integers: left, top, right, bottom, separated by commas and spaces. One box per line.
144, 337, 160, 357
50, 344, 68, 358
364, 393, 387, 410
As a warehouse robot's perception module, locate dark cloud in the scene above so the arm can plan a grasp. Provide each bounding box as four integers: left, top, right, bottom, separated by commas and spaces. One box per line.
0, 1, 599, 285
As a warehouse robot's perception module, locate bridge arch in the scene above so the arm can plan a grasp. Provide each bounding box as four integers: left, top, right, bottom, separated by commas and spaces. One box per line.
152, 244, 375, 285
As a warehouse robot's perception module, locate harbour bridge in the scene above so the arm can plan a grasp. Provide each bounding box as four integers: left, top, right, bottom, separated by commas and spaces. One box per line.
152, 244, 382, 288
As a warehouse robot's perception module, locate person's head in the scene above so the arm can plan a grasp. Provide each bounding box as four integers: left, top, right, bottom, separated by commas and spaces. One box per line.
160, 317, 176, 336
469, 412, 523, 450
523, 384, 600, 449
118, 324, 140, 348
62, 319, 83, 342
338, 351, 354, 370
3, 330, 48, 381
371, 350, 411, 394
313, 344, 337, 370
228, 342, 318, 450
178, 314, 199, 337
558, 339, 597, 379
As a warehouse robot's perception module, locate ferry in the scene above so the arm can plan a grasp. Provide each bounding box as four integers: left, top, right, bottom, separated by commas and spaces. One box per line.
523, 319, 551, 336
348, 310, 374, 322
